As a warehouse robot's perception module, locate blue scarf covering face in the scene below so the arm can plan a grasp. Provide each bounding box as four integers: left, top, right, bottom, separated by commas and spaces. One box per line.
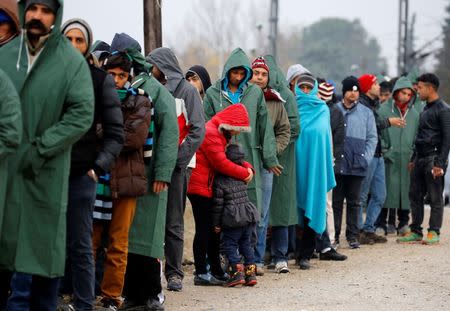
295, 82, 336, 234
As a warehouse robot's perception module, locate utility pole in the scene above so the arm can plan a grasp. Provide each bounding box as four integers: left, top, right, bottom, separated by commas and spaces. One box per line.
268, 0, 279, 60
143, 0, 162, 56
397, 0, 409, 75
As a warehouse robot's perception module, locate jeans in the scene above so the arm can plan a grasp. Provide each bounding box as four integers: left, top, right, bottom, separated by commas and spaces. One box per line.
164, 168, 191, 280
254, 169, 273, 265
271, 226, 289, 263
222, 225, 255, 265
65, 174, 97, 310
332, 175, 364, 242
188, 194, 223, 276
409, 156, 446, 235
6, 272, 32, 311
359, 157, 387, 233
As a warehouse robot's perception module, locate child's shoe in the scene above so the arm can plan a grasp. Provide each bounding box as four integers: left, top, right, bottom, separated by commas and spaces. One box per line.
244, 264, 257, 286
225, 264, 245, 287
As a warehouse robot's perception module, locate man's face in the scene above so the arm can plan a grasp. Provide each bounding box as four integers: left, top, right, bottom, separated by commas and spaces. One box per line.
395, 88, 413, 104
25, 4, 55, 37
367, 80, 380, 99
65, 28, 88, 55
152, 65, 166, 85
187, 74, 203, 94
0, 21, 12, 40
250, 68, 269, 89
299, 84, 313, 94
379, 91, 391, 103
344, 89, 360, 103
107, 67, 130, 89
417, 81, 431, 101
228, 68, 246, 88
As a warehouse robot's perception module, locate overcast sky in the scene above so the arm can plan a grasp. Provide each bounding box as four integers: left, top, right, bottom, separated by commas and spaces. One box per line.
64, 0, 448, 76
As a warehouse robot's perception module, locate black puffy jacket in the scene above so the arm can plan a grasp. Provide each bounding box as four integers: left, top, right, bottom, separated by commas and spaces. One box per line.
70, 65, 124, 176
328, 102, 345, 174
211, 144, 260, 228
412, 98, 450, 168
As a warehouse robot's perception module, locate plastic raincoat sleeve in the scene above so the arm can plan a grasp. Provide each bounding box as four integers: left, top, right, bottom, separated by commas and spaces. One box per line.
0, 71, 22, 161
257, 94, 279, 168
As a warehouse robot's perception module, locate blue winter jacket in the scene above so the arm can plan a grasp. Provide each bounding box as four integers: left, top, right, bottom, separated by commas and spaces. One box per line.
336, 101, 377, 177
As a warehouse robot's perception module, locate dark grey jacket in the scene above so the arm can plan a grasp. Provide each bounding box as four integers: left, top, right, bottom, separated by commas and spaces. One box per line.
146, 47, 205, 169
211, 144, 260, 228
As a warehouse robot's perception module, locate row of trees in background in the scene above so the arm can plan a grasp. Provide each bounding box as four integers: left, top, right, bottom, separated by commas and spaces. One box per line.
175, 0, 449, 95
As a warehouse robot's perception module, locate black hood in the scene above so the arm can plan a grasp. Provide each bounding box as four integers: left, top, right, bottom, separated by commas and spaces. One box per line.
111, 32, 142, 53
186, 65, 212, 92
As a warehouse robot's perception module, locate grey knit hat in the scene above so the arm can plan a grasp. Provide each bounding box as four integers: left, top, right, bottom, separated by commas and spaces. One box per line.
25, 0, 59, 13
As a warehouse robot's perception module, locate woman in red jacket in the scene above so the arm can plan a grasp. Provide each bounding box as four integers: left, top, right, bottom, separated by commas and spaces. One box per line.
187, 103, 254, 286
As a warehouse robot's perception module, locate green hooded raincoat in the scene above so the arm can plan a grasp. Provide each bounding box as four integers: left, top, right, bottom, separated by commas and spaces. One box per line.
379, 77, 419, 211
128, 70, 179, 259
203, 48, 279, 211
264, 55, 299, 226
0, 0, 94, 277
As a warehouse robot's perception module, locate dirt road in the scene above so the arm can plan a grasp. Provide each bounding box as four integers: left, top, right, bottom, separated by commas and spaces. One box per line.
164, 207, 450, 311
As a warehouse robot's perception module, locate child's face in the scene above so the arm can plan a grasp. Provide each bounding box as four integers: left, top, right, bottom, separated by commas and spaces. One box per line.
107, 67, 130, 89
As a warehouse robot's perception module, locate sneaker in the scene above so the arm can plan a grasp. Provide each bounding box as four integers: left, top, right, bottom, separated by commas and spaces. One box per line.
193, 273, 225, 286
397, 225, 410, 236
145, 298, 164, 311
120, 299, 145, 311
387, 224, 397, 235
348, 239, 360, 249
57, 302, 75, 311
255, 264, 265, 276
97, 298, 119, 311
298, 258, 310, 270
422, 231, 440, 245
266, 261, 276, 270
375, 227, 386, 236
275, 261, 290, 273
396, 231, 422, 243
310, 252, 319, 259
366, 232, 387, 243
319, 249, 347, 261
359, 232, 375, 245
166, 275, 182, 292
212, 272, 229, 282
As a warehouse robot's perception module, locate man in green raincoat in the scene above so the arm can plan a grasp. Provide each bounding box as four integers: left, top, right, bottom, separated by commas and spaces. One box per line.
203, 48, 281, 212
110, 34, 179, 309
377, 77, 419, 235
0, 0, 94, 308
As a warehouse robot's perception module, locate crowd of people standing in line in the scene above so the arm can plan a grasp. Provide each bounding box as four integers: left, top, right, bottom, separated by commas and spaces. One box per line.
0, 1, 449, 311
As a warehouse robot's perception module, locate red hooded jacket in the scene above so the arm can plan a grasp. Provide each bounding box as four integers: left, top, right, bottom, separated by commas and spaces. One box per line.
188, 104, 253, 198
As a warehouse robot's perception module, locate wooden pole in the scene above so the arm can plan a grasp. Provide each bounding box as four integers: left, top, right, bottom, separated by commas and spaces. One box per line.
143, 0, 162, 56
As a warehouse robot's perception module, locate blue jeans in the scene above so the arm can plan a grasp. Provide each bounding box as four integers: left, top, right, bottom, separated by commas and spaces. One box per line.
359, 157, 387, 233
222, 225, 255, 265
254, 169, 273, 264
271, 226, 289, 263
6, 273, 32, 311
65, 174, 97, 310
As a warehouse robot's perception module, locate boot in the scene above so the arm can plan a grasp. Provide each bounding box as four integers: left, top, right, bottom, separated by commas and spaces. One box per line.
244, 264, 257, 286
225, 264, 245, 287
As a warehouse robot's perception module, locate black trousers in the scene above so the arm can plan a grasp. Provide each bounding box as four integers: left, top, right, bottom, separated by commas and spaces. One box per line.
332, 175, 364, 242
123, 253, 162, 304
375, 207, 410, 229
409, 156, 446, 235
296, 217, 317, 260
188, 194, 224, 276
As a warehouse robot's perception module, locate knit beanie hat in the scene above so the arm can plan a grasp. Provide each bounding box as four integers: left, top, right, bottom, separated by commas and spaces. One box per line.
251, 56, 269, 73
286, 64, 310, 84
297, 73, 316, 89
358, 74, 377, 94
25, 0, 59, 13
342, 76, 360, 95
61, 19, 93, 56
318, 82, 335, 102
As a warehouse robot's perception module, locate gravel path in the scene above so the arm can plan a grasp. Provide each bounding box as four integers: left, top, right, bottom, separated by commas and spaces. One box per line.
164, 207, 450, 311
